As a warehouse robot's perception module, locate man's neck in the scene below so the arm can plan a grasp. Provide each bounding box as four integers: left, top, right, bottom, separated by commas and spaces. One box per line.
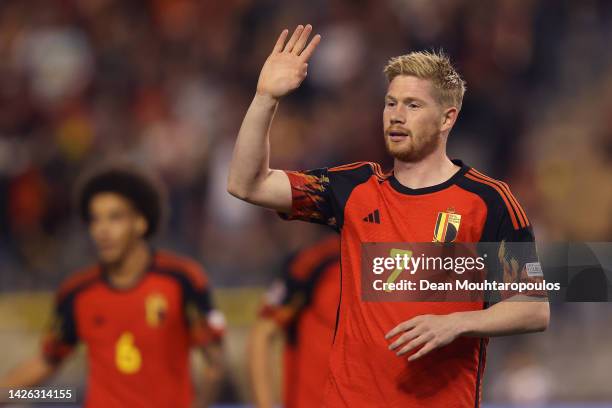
393, 151, 460, 190
105, 241, 151, 289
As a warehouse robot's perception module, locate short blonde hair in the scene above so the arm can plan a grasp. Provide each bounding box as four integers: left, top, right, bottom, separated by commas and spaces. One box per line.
383, 50, 466, 110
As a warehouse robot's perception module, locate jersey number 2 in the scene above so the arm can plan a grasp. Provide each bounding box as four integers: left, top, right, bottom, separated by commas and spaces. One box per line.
115, 332, 142, 374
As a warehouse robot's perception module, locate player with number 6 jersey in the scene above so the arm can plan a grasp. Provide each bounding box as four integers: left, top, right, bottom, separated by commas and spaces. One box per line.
0, 166, 226, 408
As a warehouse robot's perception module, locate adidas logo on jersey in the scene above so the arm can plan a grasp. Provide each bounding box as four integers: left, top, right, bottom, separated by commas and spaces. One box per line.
363, 209, 381, 224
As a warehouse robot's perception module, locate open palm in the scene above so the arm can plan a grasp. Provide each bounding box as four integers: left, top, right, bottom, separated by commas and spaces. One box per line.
257, 25, 321, 99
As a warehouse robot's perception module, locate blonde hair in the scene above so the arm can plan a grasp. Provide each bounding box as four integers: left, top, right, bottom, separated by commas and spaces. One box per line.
383, 50, 466, 110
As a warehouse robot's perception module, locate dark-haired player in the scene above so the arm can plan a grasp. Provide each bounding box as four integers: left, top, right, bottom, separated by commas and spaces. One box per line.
1, 166, 226, 408
249, 235, 339, 408
227, 25, 549, 407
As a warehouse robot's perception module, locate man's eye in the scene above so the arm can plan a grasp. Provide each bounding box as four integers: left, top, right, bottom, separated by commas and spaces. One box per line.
386, 101, 395, 107
408, 103, 420, 109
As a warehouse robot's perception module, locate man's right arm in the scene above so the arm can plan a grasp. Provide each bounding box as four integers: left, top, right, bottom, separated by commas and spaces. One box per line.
227, 25, 321, 213
1, 285, 79, 389
227, 93, 291, 212
0, 355, 58, 388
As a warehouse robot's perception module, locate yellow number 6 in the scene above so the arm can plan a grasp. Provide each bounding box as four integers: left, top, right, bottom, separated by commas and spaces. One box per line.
115, 331, 142, 374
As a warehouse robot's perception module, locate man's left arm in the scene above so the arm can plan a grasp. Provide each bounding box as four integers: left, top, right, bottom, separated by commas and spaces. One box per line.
386, 297, 549, 361
182, 264, 227, 408
199, 342, 226, 408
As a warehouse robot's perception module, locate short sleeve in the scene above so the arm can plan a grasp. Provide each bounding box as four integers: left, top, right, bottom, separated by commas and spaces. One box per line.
183, 272, 226, 347
278, 162, 383, 231
492, 210, 547, 300
42, 293, 78, 364
278, 168, 337, 228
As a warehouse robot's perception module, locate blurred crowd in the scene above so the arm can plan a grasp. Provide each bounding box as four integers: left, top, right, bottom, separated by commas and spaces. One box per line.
1, 0, 611, 285
1, 0, 612, 404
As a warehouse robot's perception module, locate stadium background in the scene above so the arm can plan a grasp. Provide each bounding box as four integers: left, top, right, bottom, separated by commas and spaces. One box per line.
0, 0, 611, 406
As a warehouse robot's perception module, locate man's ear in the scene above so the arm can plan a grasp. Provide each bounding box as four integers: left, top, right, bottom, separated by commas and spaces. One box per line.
440, 106, 459, 133
135, 215, 148, 238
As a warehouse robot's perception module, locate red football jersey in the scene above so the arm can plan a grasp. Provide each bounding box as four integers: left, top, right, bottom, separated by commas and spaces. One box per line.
280, 160, 543, 408
42, 250, 225, 408
261, 235, 340, 408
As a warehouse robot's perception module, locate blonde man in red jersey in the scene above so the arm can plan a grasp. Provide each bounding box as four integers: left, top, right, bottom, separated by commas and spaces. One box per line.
228, 25, 549, 408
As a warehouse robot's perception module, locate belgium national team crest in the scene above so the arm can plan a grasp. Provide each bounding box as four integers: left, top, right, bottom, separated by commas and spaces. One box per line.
145, 293, 168, 327
433, 209, 462, 243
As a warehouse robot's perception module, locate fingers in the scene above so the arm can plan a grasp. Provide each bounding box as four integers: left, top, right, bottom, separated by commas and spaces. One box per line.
408, 342, 437, 361
388, 329, 420, 351
280, 25, 321, 61
396, 335, 431, 357
292, 24, 313, 55
385, 317, 419, 340
272, 29, 289, 53
283, 25, 304, 53
299, 34, 321, 62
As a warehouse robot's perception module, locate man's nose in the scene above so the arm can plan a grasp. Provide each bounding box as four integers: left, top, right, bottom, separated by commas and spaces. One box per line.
92, 221, 109, 238
388, 104, 406, 124
390, 111, 405, 124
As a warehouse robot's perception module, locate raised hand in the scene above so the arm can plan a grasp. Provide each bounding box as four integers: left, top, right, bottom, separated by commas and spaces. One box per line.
256, 25, 321, 100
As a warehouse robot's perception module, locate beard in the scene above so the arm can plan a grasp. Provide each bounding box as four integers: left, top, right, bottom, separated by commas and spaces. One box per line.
384, 128, 440, 163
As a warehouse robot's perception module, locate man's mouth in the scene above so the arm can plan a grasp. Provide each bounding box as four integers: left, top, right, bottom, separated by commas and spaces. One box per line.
387, 129, 410, 141
98, 243, 116, 253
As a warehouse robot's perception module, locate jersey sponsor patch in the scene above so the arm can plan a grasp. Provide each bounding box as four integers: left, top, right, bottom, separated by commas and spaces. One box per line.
264, 279, 287, 306
207, 310, 227, 331
525, 262, 543, 277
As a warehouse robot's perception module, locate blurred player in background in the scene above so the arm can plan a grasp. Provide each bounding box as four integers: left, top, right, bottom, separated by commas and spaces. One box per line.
0, 166, 226, 408
248, 234, 339, 408
228, 25, 549, 407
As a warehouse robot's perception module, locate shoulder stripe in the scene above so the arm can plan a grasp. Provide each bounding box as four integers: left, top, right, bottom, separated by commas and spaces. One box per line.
470, 169, 529, 226
464, 172, 522, 230
328, 161, 372, 172
328, 161, 388, 180
57, 266, 101, 300
155, 250, 208, 289
468, 169, 529, 227
371, 163, 390, 180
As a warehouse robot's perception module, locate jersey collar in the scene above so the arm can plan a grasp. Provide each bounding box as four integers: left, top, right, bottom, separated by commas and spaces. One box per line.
389, 159, 470, 195
100, 246, 156, 292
